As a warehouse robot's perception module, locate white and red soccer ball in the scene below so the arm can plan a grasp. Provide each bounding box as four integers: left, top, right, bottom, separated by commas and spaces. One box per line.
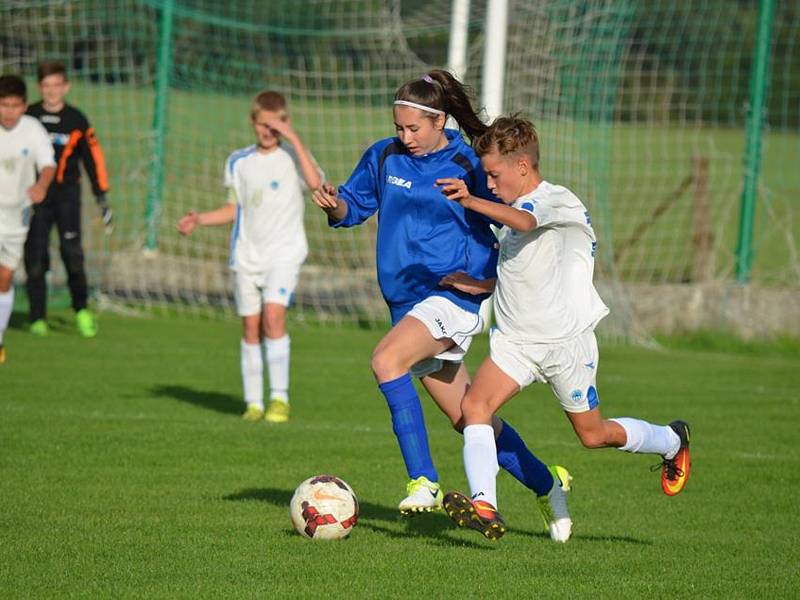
289, 475, 359, 540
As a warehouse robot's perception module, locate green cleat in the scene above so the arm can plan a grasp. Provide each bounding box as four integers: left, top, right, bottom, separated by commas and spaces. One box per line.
76, 309, 98, 338
242, 404, 265, 421
265, 398, 290, 423
398, 476, 443, 515
30, 319, 49, 337
536, 465, 573, 543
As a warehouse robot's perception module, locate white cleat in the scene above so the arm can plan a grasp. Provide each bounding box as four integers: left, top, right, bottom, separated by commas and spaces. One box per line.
398, 476, 443, 515
536, 465, 573, 543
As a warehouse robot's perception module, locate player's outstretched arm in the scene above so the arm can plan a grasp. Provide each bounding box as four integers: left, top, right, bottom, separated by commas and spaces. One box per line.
177, 203, 236, 236
312, 182, 348, 222
435, 177, 537, 233
439, 272, 497, 295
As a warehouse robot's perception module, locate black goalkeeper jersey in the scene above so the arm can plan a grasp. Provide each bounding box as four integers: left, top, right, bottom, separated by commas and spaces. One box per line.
26, 101, 109, 196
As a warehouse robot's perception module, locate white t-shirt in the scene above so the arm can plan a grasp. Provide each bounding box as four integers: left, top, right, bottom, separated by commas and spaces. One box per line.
224, 142, 321, 273
494, 180, 609, 343
0, 115, 56, 235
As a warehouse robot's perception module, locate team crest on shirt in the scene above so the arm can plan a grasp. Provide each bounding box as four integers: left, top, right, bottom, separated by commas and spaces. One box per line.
270, 180, 280, 190
386, 175, 412, 189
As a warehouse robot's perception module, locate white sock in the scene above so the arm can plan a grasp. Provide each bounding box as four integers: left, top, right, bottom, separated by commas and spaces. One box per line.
611, 417, 681, 458
264, 335, 290, 403
463, 424, 499, 508
240, 340, 264, 409
0, 288, 14, 345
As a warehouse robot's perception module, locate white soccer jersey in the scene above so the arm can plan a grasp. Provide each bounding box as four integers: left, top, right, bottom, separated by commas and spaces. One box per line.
494, 180, 609, 343
224, 142, 321, 273
0, 115, 55, 235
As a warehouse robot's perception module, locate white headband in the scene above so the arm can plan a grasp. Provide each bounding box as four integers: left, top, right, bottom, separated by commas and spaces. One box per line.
393, 100, 445, 115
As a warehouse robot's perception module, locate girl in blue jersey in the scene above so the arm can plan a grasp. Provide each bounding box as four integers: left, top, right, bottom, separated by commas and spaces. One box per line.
312, 71, 569, 528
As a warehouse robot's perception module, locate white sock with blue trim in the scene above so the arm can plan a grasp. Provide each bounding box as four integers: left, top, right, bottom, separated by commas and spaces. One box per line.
610, 417, 680, 457
240, 340, 263, 409
463, 424, 499, 508
0, 288, 13, 345
264, 335, 290, 403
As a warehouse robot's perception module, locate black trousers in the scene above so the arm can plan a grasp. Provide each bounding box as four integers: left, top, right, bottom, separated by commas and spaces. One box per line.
24, 183, 88, 321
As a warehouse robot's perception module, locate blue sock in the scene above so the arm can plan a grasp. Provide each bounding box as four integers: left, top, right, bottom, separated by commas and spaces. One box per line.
496, 420, 553, 496
378, 374, 438, 482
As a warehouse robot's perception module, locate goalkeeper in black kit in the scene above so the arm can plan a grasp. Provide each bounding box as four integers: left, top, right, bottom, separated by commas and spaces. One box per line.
25, 60, 112, 338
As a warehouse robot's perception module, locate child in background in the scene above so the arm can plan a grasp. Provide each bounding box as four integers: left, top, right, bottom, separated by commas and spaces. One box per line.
0, 74, 56, 363
178, 91, 323, 423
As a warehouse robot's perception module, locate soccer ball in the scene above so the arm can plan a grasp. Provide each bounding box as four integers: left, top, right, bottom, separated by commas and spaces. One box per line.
289, 475, 359, 540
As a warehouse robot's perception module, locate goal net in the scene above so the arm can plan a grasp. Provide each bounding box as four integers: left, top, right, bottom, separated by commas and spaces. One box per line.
2, 0, 797, 337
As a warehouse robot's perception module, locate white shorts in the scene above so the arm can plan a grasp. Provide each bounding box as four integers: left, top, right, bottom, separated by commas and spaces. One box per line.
0, 231, 26, 271
406, 295, 484, 378
234, 264, 300, 316
490, 328, 600, 413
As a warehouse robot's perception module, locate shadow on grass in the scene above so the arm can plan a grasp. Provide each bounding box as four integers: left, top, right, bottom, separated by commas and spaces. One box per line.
224, 486, 491, 550
9, 311, 82, 333
9, 311, 28, 330
510, 527, 652, 545
150, 384, 241, 415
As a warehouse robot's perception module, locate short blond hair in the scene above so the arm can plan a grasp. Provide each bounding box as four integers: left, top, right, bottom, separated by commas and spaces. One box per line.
474, 115, 539, 169
250, 90, 287, 120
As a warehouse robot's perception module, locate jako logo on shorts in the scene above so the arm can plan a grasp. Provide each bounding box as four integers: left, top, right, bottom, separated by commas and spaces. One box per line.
434, 317, 447, 335
386, 175, 412, 189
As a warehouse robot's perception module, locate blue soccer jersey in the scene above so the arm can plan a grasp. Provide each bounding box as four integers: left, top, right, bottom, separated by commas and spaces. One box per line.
331, 129, 499, 323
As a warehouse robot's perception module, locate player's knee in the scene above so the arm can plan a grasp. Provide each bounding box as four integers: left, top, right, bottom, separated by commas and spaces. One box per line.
24, 259, 45, 280
241, 323, 260, 343
460, 392, 491, 424
263, 316, 284, 338
370, 347, 395, 380
60, 239, 85, 274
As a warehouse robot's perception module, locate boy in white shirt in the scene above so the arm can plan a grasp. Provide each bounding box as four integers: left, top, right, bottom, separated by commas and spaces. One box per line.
177, 91, 322, 422
0, 75, 56, 364
435, 116, 691, 542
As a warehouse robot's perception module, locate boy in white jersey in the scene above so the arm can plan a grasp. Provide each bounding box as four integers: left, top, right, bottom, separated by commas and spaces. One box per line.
0, 75, 56, 364
177, 91, 322, 422
436, 116, 691, 542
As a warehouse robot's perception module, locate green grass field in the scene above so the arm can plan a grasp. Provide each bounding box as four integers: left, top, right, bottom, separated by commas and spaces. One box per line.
2, 311, 799, 597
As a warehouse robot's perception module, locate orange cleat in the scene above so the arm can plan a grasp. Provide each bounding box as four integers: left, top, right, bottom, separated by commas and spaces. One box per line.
660, 420, 691, 496
443, 491, 506, 540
